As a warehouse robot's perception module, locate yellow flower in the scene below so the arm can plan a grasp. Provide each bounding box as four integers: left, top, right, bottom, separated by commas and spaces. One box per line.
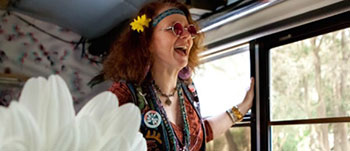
130, 14, 152, 33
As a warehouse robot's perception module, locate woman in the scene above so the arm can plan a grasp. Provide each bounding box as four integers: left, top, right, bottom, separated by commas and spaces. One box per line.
103, 1, 254, 150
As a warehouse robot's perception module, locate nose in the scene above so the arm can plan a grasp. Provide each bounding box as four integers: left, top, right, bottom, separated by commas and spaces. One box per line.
179, 29, 192, 40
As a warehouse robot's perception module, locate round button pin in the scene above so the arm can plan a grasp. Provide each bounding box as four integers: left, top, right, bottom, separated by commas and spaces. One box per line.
144, 110, 162, 128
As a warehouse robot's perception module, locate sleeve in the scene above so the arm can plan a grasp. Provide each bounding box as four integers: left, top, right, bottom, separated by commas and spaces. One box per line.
108, 82, 133, 106
204, 119, 214, 142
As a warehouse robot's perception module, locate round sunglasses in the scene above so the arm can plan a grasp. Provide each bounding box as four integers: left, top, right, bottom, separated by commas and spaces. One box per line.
164, 23, 198, 38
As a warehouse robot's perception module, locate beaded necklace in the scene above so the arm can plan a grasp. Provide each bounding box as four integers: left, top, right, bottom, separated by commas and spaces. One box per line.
149, 80, 190, 151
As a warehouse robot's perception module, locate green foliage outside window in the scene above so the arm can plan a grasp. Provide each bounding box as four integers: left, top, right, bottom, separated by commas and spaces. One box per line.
270, 28, 350, 151
206, 127, 251, 151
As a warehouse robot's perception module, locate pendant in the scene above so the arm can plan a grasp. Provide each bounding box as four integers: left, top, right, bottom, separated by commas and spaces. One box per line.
144, 110, 162, 128
165, 98, 172, 105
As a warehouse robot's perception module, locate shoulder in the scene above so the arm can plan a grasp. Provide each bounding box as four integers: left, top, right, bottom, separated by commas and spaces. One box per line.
109, 82, 133, 106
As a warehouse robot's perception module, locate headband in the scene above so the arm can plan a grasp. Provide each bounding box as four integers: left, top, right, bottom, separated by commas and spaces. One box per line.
151, 8, 185, 27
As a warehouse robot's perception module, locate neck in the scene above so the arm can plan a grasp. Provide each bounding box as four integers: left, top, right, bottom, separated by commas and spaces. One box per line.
151, 64, 181, 94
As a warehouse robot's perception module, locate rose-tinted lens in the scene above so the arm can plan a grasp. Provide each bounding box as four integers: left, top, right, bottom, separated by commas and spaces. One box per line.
173, 23, 183, 36
187, 25, 197, 36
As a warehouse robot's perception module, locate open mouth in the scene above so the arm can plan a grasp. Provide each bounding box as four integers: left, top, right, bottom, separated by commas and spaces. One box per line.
174, 46, 187, 56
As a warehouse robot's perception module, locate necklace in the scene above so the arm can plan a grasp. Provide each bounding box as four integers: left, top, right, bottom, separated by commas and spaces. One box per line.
153, 82, 178, 105
149, 80, 190, 150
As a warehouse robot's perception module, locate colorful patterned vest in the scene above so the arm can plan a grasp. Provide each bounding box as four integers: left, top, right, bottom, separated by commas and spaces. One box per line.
126, 80, 206, 151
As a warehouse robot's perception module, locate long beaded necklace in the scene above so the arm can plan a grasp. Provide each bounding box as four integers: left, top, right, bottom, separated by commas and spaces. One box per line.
149, 80, 190, 151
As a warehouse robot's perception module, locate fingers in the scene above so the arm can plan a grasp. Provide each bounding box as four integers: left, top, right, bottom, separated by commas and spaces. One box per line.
249, 77, 255, 91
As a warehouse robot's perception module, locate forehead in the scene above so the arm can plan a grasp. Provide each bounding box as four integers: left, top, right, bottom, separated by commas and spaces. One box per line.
158, 14, 188, 26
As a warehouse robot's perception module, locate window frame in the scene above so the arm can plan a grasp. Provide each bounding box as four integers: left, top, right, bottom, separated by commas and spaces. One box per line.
251, 11, 350, 151
201, 1, 349, 150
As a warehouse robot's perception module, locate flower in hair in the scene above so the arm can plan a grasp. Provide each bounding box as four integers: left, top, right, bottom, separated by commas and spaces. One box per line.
130, 14, 152, 33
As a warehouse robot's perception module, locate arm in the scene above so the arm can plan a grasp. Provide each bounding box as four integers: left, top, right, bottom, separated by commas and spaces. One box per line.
207, 78, 254, 139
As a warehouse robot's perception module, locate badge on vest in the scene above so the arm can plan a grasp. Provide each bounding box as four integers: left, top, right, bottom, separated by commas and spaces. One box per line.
188, 84, 195, 93
144, 110, 162, 128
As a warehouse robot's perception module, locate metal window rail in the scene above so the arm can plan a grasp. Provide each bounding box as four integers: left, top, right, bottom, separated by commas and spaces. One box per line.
270, 117, 350, 126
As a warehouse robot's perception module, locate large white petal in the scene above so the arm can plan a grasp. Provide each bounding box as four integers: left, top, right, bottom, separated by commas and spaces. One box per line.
113, 103, 141, 136
3, 75, 147, 151
76, 116, 101, 151
17, 75, 76, 149
99, 136, 130, 151
0, 137, 27, 151
0, 102, 41, 151
100, 103, 141, 144
45, 75, 76, 147
129, 133, 147, 151
76, 91, 118, 151
50, 120, 79, 151
77, 91, 118, 123
0, 107, 6, 145
18, 77, 48, 130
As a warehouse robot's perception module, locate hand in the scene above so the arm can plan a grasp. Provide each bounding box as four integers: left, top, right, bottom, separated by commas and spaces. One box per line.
237, 77, 255, 115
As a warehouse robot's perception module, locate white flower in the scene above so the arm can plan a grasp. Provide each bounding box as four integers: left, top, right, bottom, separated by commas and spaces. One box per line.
0, 75, 146, 151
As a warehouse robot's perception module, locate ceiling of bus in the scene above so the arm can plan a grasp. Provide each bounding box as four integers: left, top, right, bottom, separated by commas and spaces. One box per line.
201, 0, 345, 46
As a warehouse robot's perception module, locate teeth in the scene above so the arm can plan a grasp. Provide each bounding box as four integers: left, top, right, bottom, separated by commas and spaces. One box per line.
175, 46, 188, 55
175, 46, 187, 50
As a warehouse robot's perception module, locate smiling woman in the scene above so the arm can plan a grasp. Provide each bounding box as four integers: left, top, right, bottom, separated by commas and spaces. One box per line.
103, 1, 254, 151
103, 1, 204, 84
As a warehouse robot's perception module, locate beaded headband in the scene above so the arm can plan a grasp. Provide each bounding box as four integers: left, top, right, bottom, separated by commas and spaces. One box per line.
152, 8, 185, 27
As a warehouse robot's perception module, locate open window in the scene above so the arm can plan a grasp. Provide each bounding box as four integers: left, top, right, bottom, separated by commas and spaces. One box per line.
253, 12, 350, 151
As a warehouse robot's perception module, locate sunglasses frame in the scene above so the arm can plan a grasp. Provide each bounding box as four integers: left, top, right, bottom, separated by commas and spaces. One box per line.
164, 22, 197, 38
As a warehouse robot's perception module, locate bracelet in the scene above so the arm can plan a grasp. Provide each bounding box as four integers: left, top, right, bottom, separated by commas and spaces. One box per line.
232, 106, 243, 122
226, 109, 236, 124
226, 106, 244, 125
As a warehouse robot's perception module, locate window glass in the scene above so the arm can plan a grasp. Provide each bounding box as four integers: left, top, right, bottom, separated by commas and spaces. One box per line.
206, 127, 251, 151
193, 47, 251, 117
270, 28, 350, 121
272, 123, 350, 151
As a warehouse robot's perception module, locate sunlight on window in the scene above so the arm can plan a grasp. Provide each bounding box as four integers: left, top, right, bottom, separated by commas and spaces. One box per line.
206, 127, 251, 151
272, 123, 350, 151
193, 46, 251, 117
270, 28, 350, 121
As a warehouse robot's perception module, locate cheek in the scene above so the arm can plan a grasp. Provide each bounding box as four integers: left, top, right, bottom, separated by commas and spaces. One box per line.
149, 39, 167, 59
150, 30, 176, 54
155, 38, 173, 51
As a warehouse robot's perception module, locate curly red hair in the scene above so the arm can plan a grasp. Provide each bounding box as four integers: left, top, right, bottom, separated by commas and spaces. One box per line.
103, 1, 204, 84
